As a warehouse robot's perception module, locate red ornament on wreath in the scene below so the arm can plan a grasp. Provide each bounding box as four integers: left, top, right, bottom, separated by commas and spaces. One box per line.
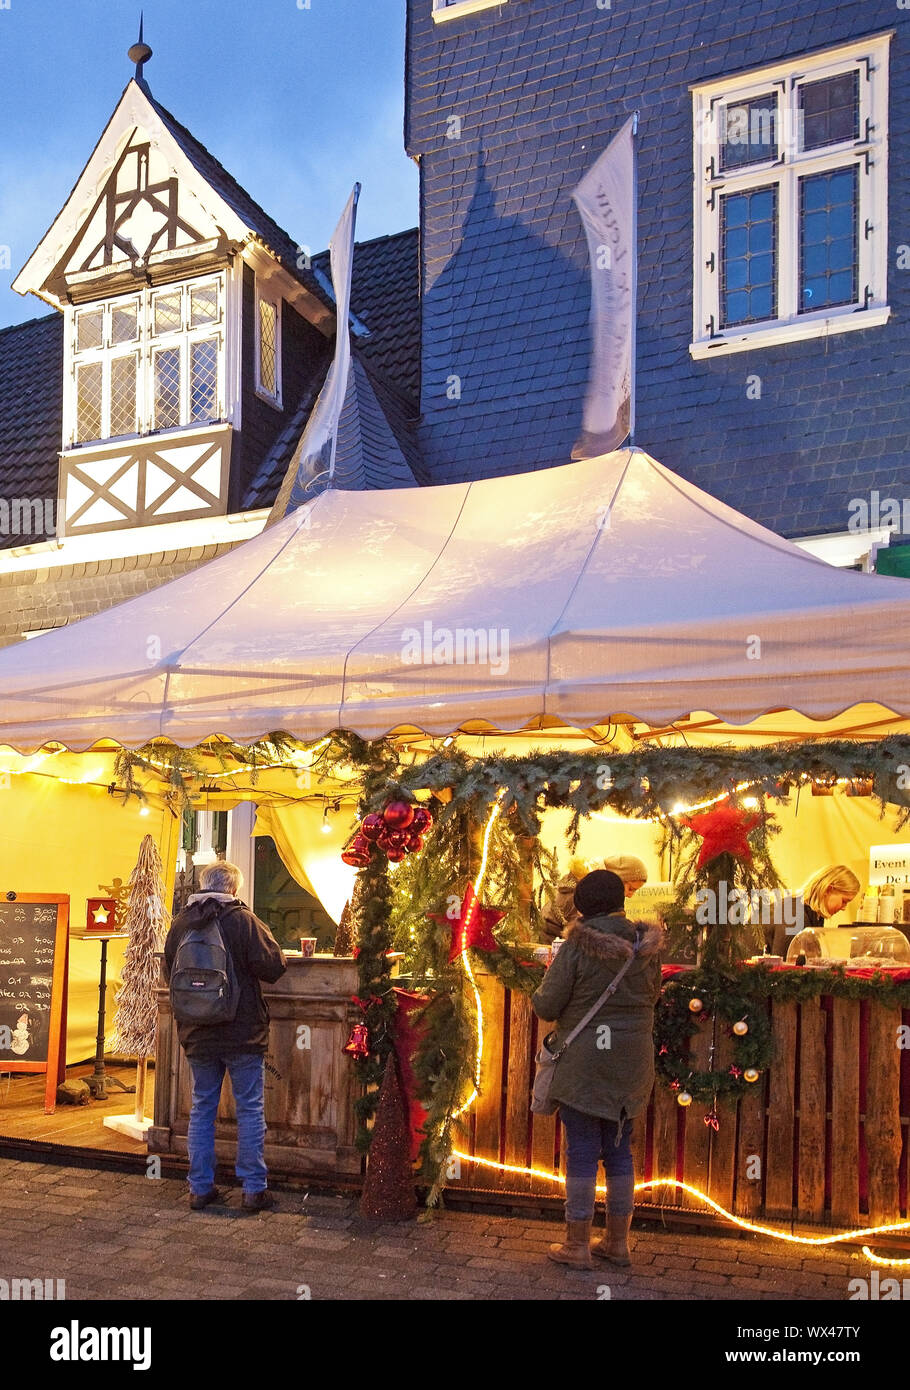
430, 885, 506, 963
341, 834, 371, 867
383, 800, 415, 831
681, 802, 763, 870
360, 813, 385, 842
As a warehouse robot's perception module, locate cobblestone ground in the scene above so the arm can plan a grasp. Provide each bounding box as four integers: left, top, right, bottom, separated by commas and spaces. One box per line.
0, 1158, 869, 1302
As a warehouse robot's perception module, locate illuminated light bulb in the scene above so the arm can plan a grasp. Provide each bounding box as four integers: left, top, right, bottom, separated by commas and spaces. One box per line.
688, 997, 704, 1013
139, 806, 150, 817
733, 1019, 748, 1036
743, 797, 760, 809
744, 1067, 760, 1083
677, 1091, 693, 1107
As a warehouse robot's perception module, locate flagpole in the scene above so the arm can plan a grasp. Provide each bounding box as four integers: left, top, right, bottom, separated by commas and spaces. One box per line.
629, 111, 639, 450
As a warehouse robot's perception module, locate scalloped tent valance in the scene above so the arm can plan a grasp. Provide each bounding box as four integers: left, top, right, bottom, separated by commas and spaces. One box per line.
1, 448, 909, 752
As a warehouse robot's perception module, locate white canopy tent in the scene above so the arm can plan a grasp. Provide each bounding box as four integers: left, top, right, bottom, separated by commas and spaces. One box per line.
2, 448, 909, 751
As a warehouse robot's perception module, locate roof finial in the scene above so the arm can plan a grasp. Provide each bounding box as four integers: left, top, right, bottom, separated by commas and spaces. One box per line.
128, 12, 153, 84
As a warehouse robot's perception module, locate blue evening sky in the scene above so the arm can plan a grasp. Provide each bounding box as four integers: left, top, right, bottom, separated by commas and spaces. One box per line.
0, 0, 417, 329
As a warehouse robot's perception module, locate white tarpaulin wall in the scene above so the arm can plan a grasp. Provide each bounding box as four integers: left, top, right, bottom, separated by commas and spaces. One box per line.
1, 448, 910, 750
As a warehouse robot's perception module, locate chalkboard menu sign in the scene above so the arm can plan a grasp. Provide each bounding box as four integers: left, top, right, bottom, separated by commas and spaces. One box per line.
0, 895, 69, 1112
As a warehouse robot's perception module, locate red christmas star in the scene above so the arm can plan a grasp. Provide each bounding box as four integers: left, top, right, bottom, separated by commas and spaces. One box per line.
431, 885, 506, 963
681, 803, 763, 871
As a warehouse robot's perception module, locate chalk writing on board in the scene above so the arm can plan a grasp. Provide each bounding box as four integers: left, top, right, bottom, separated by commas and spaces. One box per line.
0, 902, 60, 1064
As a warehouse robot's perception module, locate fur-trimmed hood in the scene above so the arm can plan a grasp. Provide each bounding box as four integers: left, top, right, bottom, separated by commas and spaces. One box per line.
567, 913, 664, 963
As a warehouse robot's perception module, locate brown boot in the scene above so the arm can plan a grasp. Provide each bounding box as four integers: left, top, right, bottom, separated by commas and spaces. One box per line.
591, 1212, 632, 1265
547, 1219, 594, 1269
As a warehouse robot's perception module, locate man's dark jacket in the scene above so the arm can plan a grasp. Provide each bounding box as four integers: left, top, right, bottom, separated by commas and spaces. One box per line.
162, 893, 287, 1059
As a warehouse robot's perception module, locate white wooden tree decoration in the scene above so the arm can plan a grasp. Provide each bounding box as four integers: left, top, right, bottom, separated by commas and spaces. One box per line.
105, 833, 170, 1140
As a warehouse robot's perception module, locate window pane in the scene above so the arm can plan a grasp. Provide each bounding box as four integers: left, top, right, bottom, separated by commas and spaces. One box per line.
190, 338, 218, 423
720, 185, 777, 327
154, 347, 182, 429
110, 354, 138, 437
258, 298, 278, 397
190, 282, 219, 326
76, 308, 104, 352
76, 361, 103, 441
153, 290, 183, 336
799, 71, 859, 151
719, 93, 777, 171
111, 300, 139, 345
798, 166, 858, 313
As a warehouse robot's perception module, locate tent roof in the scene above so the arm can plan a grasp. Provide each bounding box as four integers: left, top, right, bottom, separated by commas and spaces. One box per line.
2, 448, 910, 752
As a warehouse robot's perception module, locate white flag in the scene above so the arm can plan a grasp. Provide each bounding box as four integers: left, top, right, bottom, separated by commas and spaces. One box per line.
571, 116, 637, 459
269, 184, 360, 519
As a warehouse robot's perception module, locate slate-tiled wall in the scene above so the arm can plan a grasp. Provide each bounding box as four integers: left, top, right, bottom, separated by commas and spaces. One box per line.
406, 0, 909, 537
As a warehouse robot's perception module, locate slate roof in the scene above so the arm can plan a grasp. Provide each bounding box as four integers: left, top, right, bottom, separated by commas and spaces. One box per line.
147, 88, 335, 314
0, 313, 63, 549
314, 229, 420, 399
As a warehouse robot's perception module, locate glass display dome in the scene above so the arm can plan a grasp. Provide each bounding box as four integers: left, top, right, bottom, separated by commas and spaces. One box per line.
848, 925, 910, 966
785, 927, 824, 963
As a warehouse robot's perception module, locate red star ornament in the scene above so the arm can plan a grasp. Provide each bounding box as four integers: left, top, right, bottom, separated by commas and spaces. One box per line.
681, 803, 763, 871
431, 885, 506, 963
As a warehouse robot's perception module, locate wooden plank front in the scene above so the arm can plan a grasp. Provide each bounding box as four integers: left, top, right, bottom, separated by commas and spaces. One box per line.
681, 1016, 711, 1210
734, 1075, 766, 1220
765, 1000, 797, 1219
503, 990, 533, 1186
797, 998, 827, 1223
709, 1025, 737, 1216
866, 1003, 902, 1225
830, 997, 861, 1228
472, 970, 505, 1189
650, 1082, 680, 1207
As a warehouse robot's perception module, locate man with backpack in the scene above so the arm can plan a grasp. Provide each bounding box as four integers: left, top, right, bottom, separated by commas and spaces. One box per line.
162, 860, 287, 1211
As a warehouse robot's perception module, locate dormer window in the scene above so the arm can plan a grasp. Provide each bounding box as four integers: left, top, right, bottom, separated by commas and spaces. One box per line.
67, 272, 225, 446
255, 285, 282, 407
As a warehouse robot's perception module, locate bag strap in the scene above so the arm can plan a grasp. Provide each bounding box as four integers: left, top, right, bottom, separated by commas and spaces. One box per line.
551, 931, 642, 1061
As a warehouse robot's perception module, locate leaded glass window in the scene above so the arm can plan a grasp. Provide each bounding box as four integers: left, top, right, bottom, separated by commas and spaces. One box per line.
154, 347, 182, 430
258, 296, 278, 399
109, 354, 139, 437
798, 72, 859, 152
720, 187, 777, 327
799, 166, 858, 313
190, 339, 219, 423
76, 361, 103, 442
719, 94, 777, 172
153, 289, 183, 336
76, 308, 103, 352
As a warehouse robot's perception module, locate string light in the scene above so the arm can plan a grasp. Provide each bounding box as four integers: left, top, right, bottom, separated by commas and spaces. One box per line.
450, 1152, 910, 1250
451, 793, 505, 1118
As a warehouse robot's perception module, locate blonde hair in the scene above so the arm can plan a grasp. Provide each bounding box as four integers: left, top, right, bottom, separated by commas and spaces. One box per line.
200, 860, 243, 896
801, 864, 860, 916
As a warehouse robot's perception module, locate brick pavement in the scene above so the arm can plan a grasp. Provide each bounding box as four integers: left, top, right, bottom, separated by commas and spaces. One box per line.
0, 1158, 870, 1302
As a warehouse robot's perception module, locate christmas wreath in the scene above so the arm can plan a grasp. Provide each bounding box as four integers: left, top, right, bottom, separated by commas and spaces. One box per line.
655, 966, 774, 1108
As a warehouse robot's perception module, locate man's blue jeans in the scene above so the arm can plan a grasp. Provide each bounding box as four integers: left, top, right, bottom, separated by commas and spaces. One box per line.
559, 1104, 634, 1222
186, 1052, 268, 1196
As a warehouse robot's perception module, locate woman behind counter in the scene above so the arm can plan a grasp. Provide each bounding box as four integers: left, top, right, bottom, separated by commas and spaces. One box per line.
531, 869, 664, 1270
799, 864, 861, 928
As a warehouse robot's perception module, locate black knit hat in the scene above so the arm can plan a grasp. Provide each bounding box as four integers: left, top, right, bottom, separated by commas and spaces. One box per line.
573, 869, 625, 919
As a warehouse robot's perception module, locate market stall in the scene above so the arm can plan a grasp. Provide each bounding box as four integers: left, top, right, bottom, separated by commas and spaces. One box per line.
0, 447, 908, 1247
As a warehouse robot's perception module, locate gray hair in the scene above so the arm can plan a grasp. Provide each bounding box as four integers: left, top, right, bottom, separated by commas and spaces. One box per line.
199, 860, 243, 896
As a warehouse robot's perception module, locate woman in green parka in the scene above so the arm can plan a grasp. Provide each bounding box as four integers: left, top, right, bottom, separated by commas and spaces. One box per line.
532, 870, 664, 1270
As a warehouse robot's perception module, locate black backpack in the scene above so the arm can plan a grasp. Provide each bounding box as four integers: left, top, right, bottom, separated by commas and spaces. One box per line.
169, 905, 240, 1025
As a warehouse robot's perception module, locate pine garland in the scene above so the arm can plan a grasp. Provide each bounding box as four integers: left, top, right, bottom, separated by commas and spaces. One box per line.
655, 966, 774, 1103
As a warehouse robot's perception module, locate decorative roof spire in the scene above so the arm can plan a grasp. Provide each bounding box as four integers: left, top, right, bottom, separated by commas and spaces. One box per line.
127, 12, 153, 85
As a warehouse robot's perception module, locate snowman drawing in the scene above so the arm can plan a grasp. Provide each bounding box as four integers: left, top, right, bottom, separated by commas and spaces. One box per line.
10, 1011, 31, 1056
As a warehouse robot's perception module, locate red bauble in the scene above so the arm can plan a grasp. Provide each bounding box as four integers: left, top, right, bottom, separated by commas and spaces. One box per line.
360, 813, 384, 842
383, 800, 415, 830
410, 806, 433, 834
386, 848, 407, 863
404, 832, 424, 853
383, 829, 409, 851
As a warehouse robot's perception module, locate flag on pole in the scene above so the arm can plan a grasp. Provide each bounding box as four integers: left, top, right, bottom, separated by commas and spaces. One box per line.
570, 115, 638, 460
269, 184, 360, 520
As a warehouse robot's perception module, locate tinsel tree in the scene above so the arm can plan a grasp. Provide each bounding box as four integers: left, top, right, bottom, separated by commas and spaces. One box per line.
110, 833, 171, 1123
359, 1048, 417, 1222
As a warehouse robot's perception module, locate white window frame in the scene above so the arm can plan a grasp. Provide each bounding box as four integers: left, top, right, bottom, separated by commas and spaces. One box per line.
690, 32, 891, 359
254, 282, 282, 409
64, 273, 226, 447
433, 0, 508, 23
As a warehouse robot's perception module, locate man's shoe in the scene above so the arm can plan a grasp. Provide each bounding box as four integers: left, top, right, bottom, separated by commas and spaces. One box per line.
241, 1189, 277, 1213
189, 1187, 223, 1211
546, 1219, 593, 1268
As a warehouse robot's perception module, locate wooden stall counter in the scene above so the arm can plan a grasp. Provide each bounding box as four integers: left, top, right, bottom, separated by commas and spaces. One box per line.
149, 955, 362, 1180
